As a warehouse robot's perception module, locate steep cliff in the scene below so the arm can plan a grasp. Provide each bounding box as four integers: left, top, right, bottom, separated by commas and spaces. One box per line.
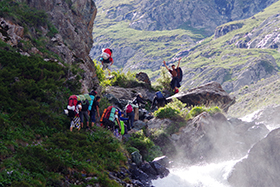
1, 0, 98, 93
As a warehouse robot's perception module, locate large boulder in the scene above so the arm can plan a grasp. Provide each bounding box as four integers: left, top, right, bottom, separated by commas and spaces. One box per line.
175, 112, 269, 164
167, 81, 235, 112
228, 128, 280, 187
136, 72, 151, 86
104, 86, 155, 102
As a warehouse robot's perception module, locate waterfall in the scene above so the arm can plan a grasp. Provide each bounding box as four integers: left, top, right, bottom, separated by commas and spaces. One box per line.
152, 159, 241, 187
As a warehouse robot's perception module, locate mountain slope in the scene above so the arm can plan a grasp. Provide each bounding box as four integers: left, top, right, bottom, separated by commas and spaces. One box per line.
90, 0, 277, 75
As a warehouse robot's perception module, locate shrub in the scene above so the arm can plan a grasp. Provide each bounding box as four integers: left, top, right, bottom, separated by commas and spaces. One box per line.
154, 98, 186, 119
187, 106, 222, 119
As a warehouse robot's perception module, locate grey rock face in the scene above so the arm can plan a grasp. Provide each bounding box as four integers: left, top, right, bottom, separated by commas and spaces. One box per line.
229, 128, 280, 187
18, 0, 98, 93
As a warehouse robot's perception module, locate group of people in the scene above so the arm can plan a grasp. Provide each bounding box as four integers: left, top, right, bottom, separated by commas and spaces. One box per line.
69, 90, 101, 131
68, 49, 183, 133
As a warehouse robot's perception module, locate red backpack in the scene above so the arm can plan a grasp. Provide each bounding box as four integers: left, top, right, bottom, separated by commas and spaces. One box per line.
67, 95, 78, 118
126, 104, 133, 113
68, 95, 78, 107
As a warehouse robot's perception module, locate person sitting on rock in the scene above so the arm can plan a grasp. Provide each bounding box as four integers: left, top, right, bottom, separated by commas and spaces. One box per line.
163, 58, 182, 94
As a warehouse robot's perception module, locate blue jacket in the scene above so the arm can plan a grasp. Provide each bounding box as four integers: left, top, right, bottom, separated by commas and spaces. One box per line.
88, 95, 95, 111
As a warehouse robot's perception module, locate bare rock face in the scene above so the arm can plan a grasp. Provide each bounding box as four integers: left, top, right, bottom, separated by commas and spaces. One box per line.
167, 81, 235, 112
0, 18, 24, 46
214, 23, 244, 39
228, 128, 280, 187
16, 0, 98, 93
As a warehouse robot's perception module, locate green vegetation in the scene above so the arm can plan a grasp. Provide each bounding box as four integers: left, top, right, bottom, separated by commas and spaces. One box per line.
0, 48, 130, 186
95, 62, 150, 89
125, 130, 163, 162
154, 98, 221, 120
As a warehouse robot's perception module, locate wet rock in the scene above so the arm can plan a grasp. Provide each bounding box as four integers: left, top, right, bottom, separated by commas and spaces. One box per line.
139, 162, 158, 180
229, 128, 280, 187
176, 112, 269, 163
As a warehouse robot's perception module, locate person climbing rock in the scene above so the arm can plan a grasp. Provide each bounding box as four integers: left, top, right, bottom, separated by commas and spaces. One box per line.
163, 58, 182, 94
125, 101, 138, 130
151, 91, 166, 109
99, 48, 114, 76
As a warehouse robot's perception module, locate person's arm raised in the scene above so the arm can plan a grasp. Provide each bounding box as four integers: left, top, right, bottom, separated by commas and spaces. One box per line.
177, 58, 181, 69
163, 60, 169, 70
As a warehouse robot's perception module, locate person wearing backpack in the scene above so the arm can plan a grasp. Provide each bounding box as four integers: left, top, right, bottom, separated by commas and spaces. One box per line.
70, 101, 82, 131
80, 97, 90, 129
151, 91, 167, 109
125, 101, 138, 131
90, 96, 101, 128
163, 57, 182, 94
100, 48, 114, 76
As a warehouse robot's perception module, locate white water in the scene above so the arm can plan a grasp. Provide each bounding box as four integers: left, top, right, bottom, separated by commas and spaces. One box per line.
152, 159, 240, 187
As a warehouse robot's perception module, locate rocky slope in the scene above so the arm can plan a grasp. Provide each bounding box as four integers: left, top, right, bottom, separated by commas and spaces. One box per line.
1, 0, 98, 93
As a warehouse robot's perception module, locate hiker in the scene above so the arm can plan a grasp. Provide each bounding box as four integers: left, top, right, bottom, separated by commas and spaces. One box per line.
90, 96, 101, 128
125, 101, 138, 130
99, 48, 114, 76
163, 58, 182, 93
101, 106, 121, 132
80, 97, 90, 129
151, 91, 166, 109
70, 101, 82, 131
132, 93, 145, 121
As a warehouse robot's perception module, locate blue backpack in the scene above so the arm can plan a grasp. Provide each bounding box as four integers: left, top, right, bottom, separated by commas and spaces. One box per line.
155, 91, 164, 99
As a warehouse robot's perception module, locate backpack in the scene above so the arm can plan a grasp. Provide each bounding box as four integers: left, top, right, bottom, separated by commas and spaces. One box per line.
126, 104, 133, 113
67, 95, 78, 118
89, 90, 97, 96
176, 67, 183, 82
155, 91, 164, 99
101, 48, 112, 60
77, 94, 91, 111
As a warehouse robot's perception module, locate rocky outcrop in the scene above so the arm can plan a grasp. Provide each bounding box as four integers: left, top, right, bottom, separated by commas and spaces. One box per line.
136, 72, 151, 85
130, 155, 170, 187
167, 82, 235, 112
228, 128, 280, 187
0, 18, 24, 47
174, 112, 269, 164
9, 0, 98, 93
214, 23, 244, 39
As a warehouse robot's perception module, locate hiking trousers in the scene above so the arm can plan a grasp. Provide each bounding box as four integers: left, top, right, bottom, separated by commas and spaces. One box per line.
127, 111, 135, 130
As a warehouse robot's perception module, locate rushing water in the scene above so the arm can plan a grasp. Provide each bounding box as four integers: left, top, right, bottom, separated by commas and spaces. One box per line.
152, 160, 240, 187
